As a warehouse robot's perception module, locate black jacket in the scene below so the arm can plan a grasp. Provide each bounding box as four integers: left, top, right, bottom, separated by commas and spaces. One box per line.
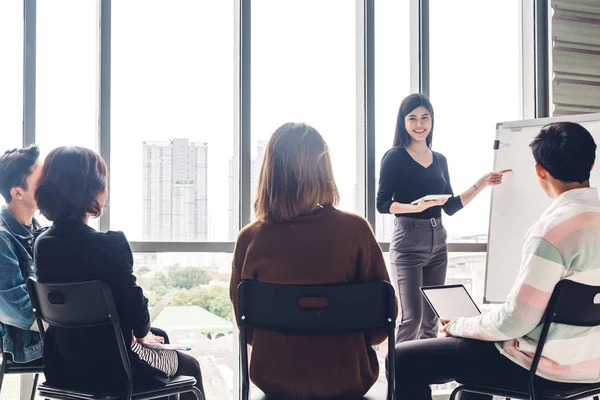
34, 220, 168, 391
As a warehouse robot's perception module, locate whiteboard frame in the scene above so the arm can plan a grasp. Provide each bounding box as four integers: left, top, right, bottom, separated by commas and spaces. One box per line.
483, 112, 600, 304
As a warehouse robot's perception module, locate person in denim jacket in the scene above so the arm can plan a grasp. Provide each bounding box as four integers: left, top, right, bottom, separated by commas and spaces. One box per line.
0, 145, 43, 364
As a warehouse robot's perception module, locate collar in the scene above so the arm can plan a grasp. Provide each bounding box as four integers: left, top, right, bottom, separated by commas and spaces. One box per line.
540, 187, 600, 219
0, 206, 41, 240
49, 219, 96, 234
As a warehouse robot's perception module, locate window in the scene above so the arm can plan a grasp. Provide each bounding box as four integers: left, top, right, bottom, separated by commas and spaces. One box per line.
36, 0, 97, 154
251, 0, 358, 217
110, 1, 235, 242
0, 0, 23, 209
429, 0, 521, 242
374, 0, 411, 242
133, 252, 235, 400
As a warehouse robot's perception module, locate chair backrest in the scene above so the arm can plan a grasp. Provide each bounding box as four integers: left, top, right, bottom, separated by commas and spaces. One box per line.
26, 278, 134, 398
528, 279, 600, 399
547, 279, 600, 326
237, 280, 396, 334
27, 279, 117, 328
236, 280, 396, 400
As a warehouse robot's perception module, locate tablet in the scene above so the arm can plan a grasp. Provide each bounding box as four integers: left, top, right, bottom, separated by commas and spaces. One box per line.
410, 194, 452, 205
420, 284, 481, 319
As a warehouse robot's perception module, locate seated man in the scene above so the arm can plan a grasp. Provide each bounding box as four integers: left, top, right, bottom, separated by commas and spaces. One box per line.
0, 145, 43, 364
393, 122, 600, 399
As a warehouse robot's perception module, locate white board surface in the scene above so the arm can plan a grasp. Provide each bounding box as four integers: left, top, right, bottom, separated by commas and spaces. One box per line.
485, 113, 600, 303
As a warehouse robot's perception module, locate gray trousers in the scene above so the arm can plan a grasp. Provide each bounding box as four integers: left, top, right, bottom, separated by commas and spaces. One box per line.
389, 216, 448, 344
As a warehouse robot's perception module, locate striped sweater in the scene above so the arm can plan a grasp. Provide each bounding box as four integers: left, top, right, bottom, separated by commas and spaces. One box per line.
448, 187, 600, 383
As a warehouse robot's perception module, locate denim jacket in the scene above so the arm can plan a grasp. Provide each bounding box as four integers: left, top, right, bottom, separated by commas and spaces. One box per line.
0, 206, 43, 363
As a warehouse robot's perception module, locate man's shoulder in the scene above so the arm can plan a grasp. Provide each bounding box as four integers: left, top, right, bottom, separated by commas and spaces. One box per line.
0, 224, 17, 247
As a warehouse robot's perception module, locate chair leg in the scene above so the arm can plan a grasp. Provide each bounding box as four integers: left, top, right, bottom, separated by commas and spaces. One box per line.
190, 386, 204, 400
29, 374, 39, 400
449, 386, 462, 400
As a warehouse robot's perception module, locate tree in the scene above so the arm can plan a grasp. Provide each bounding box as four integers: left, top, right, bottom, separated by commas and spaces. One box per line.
166, 266, 211, 289
171, 285, 233, 321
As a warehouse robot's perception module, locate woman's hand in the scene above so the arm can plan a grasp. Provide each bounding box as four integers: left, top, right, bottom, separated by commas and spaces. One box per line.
413, 197, 448, 213
137, 331, 165, 345
477, 169, 512, 189
439, 318, 456, 337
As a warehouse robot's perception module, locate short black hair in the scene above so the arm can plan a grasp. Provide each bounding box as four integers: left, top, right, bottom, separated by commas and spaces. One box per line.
35, 146, 107, 222
0, 145, 40, 203
530, 122, 596, 183
393, 93, 435, 149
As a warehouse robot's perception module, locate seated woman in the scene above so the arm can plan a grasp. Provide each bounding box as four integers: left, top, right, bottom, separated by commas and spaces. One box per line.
230, 122, 397, 399
393, 122, 600, 399
33, 146, 204, 398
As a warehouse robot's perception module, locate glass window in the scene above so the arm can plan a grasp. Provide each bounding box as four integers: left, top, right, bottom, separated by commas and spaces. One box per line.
133, 252, 235, 400
429, 0, 521, 242
0, 0, 23, 209
374, 0, 411, 242
251, 0, 358, 217
36, 0, 97, 154
111, 1, 235, 242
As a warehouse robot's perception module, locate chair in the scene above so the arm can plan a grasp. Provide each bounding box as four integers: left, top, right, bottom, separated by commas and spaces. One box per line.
26, 278, 204, 400
0, 338, 43, 400
450, 280, 600, 400
236, 280, 396, 400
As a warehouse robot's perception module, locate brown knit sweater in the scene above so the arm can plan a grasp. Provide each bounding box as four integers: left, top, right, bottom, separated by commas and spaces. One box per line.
230, 206, 396, 399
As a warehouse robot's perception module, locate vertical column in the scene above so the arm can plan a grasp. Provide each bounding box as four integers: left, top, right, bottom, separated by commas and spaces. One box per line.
534, 0, 549, 118
356, 0, 376, 228
23, 0, 36, 147
235, 0, 251, 232
98, 0, 111, 232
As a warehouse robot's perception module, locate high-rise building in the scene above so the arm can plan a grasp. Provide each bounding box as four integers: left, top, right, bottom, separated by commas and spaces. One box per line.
376, 212, 394, 242
142, 139, 208, 241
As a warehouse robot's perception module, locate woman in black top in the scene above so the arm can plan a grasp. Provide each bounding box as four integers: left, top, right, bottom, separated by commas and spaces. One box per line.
377, 94, 509, 344
33, 146, 204, 398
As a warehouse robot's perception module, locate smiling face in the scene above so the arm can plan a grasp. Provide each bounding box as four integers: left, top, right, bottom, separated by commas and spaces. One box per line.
404, 106, 432, 144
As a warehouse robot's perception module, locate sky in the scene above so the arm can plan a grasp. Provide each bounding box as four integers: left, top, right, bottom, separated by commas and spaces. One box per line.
0, 0, 521, 243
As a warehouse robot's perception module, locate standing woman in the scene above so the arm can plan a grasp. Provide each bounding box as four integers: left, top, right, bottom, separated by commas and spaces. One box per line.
376, 94, 509, 344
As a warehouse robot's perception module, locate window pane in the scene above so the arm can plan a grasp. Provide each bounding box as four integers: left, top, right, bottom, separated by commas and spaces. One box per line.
133, 252, 235, 400
374, 0, 411, 242
430, 0, 521, 241
0, 0, 23, 209
36, 0, 97, 153
251, 0, 358, 217
111, 1, 235, 242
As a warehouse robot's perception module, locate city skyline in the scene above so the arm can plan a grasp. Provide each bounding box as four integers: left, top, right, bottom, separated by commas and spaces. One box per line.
142, 139, 208, 241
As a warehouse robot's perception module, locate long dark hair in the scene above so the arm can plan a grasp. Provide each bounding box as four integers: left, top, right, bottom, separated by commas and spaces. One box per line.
393, 93, 435, 149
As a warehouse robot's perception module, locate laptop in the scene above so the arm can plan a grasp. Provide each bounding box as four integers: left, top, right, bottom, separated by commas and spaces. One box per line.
420, 284, 481, 319
149, 291, 177, 324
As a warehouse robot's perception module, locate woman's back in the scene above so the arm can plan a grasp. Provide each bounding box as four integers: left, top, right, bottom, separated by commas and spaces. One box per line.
34, 221, 166, 390
230, 206, 393, 399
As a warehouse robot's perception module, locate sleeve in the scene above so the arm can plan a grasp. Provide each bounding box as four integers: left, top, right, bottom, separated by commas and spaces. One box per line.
105, 231, 150, 339
376, 150, 398, 214
0, 235, 35, 330
355, 219, 399, 346
230, 228, 253, 343
448, 236, 565, 340
440, 154, 464, 216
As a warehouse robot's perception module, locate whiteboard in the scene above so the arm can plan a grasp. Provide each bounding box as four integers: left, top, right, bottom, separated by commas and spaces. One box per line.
485, 113, 600, 303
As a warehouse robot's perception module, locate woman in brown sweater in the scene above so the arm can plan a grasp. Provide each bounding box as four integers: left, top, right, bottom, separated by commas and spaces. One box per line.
230, 122, 397, 399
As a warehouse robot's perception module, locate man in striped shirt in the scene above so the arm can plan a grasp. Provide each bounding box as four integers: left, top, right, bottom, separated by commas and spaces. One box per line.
393, 122, 600, 400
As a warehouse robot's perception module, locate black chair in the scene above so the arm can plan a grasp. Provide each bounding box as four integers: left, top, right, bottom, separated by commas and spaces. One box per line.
236, 280, 396, 400
450, 280, 600, 400
26, 278, 204, 400
0, 338, 43, 400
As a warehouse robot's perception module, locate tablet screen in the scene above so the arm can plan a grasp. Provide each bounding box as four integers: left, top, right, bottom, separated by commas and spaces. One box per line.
421, 285, 481, 319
